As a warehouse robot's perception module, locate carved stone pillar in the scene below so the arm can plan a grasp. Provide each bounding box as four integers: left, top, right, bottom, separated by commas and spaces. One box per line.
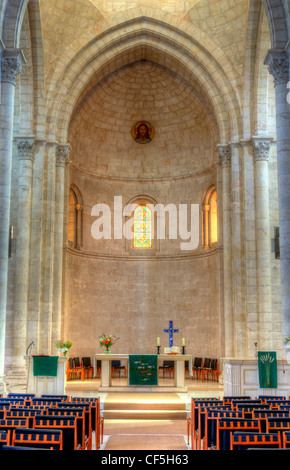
265, 50, 290, 346
218, 145, 234, 357
52, 144, 71, 348
252, 137, 273, 350
0, 50, 24, 393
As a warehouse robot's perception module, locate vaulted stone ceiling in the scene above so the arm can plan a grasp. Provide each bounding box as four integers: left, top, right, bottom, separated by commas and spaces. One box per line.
38, 0, 251, 97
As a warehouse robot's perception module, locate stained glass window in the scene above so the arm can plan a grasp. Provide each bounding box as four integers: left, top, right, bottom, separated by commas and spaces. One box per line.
133, 204, 152, 248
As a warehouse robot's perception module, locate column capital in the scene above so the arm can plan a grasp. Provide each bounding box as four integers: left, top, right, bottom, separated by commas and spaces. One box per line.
1, 49, 25, 85
252, 137, 273, 162
56, 143, 71, 167
14, 136, 35, 162
217, 144, 232, 168
264, 49, 289, 86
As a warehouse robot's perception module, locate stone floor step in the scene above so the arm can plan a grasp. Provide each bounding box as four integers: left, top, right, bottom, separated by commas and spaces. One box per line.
103, 409, 187, 420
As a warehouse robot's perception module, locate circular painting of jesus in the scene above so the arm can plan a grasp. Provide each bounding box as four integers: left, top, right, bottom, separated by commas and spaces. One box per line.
132, 121, 154, 144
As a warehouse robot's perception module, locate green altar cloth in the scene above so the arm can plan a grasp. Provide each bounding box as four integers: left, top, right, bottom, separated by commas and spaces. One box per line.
129, 355, 158, 386
32, 356, 59, 377
258, 351, 277, 389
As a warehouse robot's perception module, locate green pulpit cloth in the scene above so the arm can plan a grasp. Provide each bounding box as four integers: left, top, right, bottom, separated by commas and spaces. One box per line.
258, 351, 277, 389
129, 355, 158, 386
33, 356, 59, 377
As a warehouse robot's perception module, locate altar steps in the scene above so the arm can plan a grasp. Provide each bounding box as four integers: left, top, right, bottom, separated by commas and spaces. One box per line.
102, 392, 187, 420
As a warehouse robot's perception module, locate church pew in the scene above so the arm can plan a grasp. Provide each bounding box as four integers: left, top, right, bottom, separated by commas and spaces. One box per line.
4, 407, 46, 429
232, 403, 270, 419
230, 399, 262, 410
189, 401, 226, 450
216, 418, 261, 450
33, 414, 78, 450
252, 409, 290, 433
46, 407, 86, 450
0, 398, 27, 407
0, 430, 11, 449
267, 400, 290, 409
195, 405, 234, 450
258, 395, 286, 403
266, 417, 290, 440
188, 399, 222, 448
41, 395, 70, 402
0, 418, 30, 443
71, 397, 103, 449
230, 431, 282, 450
31, 397, 65, 407
203, 409, 244, 450
11, 427, 63, 450
223, 396, 252, 405
57, 403, 92, 449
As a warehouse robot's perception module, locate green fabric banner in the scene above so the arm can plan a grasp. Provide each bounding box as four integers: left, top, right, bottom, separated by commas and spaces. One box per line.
129, 355, 158, 386
258, 351, 277, 389
33, 356, 59, 377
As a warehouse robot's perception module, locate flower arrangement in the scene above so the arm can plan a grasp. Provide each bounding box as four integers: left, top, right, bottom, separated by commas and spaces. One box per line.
99, 334, 119, 354
56, 340, 73, 356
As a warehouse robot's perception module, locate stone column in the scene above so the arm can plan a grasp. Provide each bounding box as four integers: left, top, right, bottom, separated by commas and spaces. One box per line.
265, 50, 290, 346
252, 137, 273, 350
11, 137, 35, 379
0, 50, 24, 393
218, 145, 234, 357
52, 144, 70, 349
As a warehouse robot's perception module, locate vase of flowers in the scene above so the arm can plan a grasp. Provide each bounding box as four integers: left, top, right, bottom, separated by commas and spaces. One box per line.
99, 334, 119, 354
56, 340, 73, 356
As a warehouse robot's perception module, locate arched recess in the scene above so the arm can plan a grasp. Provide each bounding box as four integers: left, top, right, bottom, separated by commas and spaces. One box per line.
68, 184, 83, 250
44, 16, 244, 146
202, 184, 218, 249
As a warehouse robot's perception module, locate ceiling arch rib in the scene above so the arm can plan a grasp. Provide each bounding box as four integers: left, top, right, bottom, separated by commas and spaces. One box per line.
45, 18, 243, 145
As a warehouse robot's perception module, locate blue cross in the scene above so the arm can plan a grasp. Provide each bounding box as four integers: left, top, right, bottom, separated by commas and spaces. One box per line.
164, 321, 179, 348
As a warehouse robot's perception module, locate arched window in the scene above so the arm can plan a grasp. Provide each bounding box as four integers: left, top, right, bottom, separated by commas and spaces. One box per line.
68, 184, 83, 249
202, 185, 218, 248
125, 196, 157, 255
133, 204, 153, 249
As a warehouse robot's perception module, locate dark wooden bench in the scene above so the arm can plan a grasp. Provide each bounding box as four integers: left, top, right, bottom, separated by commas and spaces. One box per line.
231, 431, 282, 450
11, 427, 63, 450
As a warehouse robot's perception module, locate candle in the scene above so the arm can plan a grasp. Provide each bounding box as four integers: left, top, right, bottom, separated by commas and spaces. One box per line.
157, 337, 160, 346
182, 338, 185, 346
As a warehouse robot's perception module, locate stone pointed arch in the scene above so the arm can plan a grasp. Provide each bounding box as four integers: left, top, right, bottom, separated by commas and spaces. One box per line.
45, 16, 244, 147
261, 0, 289, 49
2, 0, 30, 49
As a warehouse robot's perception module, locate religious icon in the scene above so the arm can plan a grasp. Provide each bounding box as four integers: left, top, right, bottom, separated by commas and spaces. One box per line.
132, 121, 154, 144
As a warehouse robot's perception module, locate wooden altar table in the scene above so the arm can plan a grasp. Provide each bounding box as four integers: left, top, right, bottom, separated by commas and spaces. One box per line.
94, 353, 192, 392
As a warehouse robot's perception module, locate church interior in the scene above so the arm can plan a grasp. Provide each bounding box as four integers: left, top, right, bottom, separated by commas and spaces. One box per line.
1, 0, 290, 452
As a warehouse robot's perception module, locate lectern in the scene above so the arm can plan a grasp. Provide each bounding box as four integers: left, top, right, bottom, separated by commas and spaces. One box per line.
24, 355, 68, 395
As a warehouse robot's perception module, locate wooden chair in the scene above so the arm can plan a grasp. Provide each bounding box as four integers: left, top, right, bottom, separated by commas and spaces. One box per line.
216, 418, 261, 450
192, 357, 202, 380
66, 358, 85, 381
231, 431, 282, 450
159, 360, 174, 379
81, 357, 94, 379
207, 359, 219, 382
96, 360, 102, 378
111, 360, 127, 378
200, 358, 211, 381
11, 427, 63, 450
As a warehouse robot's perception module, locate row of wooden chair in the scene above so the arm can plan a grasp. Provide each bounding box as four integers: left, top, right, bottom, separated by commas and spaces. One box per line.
187, 395, 290, 450
0, 394, 103, 451
191, 357, 219, 381
66, 358, 127, 381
